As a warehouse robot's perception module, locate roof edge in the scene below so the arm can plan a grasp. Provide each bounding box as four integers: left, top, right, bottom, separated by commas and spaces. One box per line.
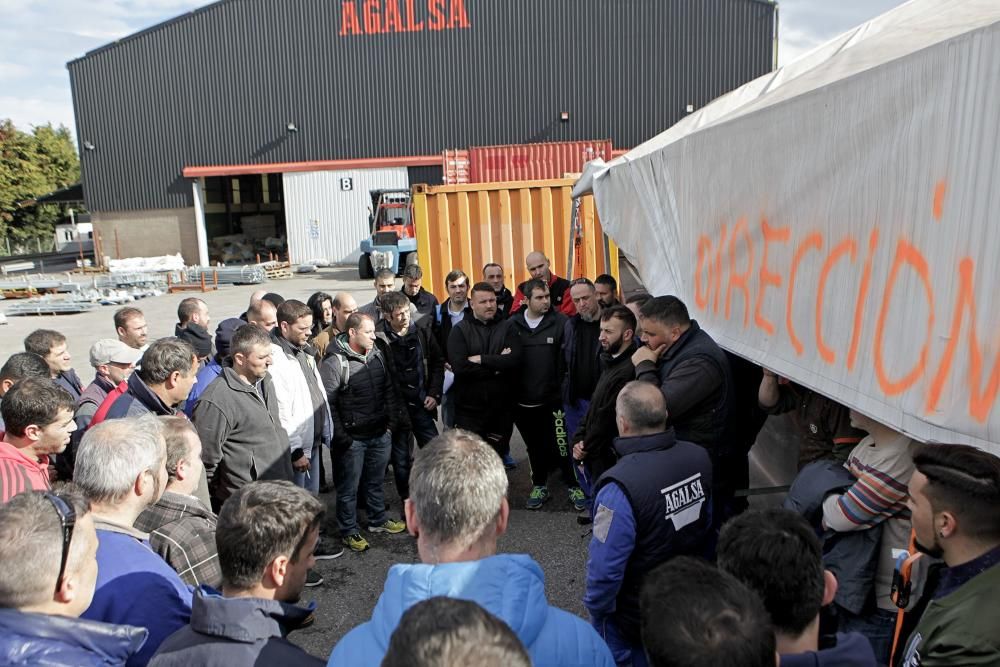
183, 155, 442, 178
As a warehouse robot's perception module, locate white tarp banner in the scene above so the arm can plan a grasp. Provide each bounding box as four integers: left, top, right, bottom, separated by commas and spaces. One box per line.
586, 0, 1000, 453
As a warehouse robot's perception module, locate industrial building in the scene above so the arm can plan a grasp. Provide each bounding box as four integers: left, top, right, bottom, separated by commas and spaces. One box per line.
68, 0, 776, 266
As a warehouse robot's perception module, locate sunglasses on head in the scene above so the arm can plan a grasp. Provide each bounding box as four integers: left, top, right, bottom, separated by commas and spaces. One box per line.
43, 492, 76, 594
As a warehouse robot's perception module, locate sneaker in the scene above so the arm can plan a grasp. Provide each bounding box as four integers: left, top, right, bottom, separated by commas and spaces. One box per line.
305, 570, 324, 587
368, 519, 406, 534
568, 486, 588, 512
526, 485, 550, 510
314, 537, 345, 560
502, 454, 517, 470
342, 533, 370, 552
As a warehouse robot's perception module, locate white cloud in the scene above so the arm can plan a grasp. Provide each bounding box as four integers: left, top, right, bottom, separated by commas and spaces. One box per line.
777, 0, 907, 67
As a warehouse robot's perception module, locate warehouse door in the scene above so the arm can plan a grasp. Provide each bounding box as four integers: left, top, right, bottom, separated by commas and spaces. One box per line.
199, 174, 288, 264
283, 168, 409, 265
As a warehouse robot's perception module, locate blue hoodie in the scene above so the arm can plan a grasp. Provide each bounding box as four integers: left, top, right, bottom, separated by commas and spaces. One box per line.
781, 632, 878, 667
328, 553, 614, 667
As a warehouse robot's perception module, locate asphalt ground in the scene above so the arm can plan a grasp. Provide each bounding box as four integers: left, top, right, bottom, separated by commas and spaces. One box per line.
0, 265, 797, 662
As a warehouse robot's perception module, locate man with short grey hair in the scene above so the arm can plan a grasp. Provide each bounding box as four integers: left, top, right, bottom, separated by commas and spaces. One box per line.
329, 429, 615, 666
584, 381, 714, 665
0, 488, 148, 664
75, 416, 193, 667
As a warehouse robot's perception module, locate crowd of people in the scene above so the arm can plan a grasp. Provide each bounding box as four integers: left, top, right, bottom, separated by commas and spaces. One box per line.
0, 251, 997, 667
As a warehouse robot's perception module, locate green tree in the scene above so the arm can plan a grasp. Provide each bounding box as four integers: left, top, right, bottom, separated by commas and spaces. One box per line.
0, 119, 82, 253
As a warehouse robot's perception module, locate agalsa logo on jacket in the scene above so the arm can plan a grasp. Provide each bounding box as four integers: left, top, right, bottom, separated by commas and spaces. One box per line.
660, 473, 706, 530
339, 0, 471, 36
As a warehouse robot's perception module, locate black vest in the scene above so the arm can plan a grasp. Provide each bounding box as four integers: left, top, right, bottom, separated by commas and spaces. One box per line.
658, 321, 733, 448
596, 431, 714, 644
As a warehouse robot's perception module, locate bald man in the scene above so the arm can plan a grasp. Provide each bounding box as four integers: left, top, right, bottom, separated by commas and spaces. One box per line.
510, 251, 576, 317
311, 292, 359, 359
584, 381, 714, 665
246, 299, 278, 331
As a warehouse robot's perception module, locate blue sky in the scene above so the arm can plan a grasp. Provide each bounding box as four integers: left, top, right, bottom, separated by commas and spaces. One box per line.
1, 0, 905, 140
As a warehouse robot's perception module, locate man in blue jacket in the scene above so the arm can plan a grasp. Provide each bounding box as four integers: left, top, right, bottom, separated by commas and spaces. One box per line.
75, 416, 193, 667
0, 487, 148, 666
328, 429, 615, 667
717, 508, 877, 667
585, 381, 714, 666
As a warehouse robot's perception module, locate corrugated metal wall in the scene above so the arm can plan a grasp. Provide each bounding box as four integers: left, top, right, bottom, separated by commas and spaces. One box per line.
283, 168, 408, 264
413, 179, 618, 301
69, 0, 775, 213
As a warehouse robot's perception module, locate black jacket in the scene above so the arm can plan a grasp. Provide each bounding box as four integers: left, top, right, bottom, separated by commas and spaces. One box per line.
402, 286, 439, 320
634, 320, 733, 449
494, 286, 514, 319
321, 334, 407, 450
574, 342, 638, 476
447, 316, 521, 415
192, 367, 294, 505
509, 309, 567, 405
563, 315, 603, 403
376, 317, 446, 406
149, 589, 323, 666
434, 298, 472, 359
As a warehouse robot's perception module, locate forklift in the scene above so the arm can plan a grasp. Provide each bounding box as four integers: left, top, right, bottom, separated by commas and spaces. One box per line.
357, 188, 418, 278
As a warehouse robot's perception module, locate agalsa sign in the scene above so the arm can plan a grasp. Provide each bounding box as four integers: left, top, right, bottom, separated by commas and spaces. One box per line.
339, 0, 471, 36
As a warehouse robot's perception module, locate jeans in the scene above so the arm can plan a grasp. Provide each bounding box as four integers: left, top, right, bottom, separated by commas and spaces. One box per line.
333, 432, 392, 535
391, 405, 440, 500
293, 445, 321, 493
838, 606, 897, 665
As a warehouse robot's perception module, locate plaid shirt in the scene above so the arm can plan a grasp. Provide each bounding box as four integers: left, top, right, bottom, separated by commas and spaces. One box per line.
135, 490, 222, 589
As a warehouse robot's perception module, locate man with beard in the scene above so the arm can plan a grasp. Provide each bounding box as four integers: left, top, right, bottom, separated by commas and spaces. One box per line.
898, 444, 1000, 667
563, 278, 604, 440
312, 292, 359, 359
572, 306, 638, 515
594, 274, 620, 308
448, 283, 520, 461
483, 263, 514, 319
175, 298, 212, 365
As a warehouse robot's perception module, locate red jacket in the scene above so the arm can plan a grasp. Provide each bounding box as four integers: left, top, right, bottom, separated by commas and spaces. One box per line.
510, 273, 576, 317
0, 440, 51, 503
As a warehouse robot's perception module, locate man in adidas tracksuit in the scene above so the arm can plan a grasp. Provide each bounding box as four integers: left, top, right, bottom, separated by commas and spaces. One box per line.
510, 279, 584, 511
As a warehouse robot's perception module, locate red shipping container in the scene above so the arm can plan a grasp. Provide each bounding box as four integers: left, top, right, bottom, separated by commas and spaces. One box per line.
467, 140, 613, 183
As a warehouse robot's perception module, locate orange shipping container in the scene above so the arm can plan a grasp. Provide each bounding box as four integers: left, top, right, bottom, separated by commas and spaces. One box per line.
412, 178, 618, 302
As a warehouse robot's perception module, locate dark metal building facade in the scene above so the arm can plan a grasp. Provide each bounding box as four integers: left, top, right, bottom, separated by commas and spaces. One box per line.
69, 0, 776, 212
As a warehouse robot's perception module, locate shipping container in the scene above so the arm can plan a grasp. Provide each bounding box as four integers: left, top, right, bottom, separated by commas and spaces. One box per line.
412, 179, 618, 302
468, 140, 614, 183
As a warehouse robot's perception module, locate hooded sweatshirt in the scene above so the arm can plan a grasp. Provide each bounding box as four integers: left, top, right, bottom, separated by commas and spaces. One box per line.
327, 553, 614, 667
149, 589, 323, 666
0, 440, 50, 503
